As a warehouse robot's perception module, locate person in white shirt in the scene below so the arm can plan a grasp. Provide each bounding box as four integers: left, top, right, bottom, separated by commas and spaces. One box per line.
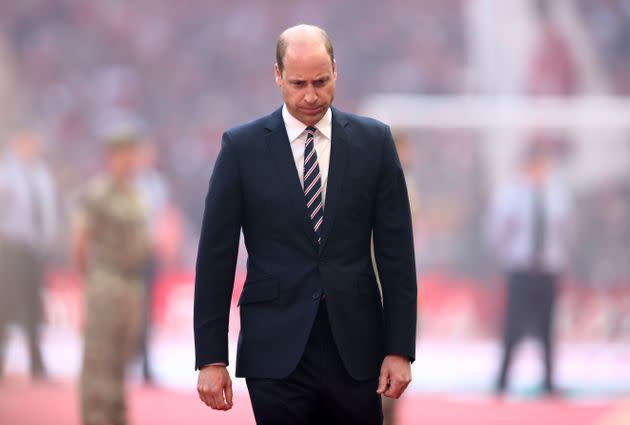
487, 143, 571, 396
0, 129, 57, 380
135, 137, 170, 385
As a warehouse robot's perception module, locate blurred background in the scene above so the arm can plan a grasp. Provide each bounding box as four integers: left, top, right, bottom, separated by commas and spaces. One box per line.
1, 0, 629, 424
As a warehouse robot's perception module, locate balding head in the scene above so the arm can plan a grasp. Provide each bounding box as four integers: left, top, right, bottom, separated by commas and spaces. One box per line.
276, 24, 334, 74
274, 24, 337, 126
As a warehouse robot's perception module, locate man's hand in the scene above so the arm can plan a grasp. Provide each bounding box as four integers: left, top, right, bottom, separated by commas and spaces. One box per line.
376, 354, 411, 399
197, 364, 233, 410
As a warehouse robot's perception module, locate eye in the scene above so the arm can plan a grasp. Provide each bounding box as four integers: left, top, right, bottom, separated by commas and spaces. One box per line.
292, 81, 305, 88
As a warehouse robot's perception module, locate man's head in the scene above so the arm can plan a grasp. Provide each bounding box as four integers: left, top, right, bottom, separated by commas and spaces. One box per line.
275, 24, 337, 126
521, 143, 550, 186
102, 121, 145, 182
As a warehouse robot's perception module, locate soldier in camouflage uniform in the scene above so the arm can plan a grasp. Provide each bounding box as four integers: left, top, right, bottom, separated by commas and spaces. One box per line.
73, 124, 149, 425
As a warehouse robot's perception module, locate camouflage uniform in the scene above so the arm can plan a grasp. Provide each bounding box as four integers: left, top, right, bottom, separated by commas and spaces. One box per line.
78, 176, 148, 425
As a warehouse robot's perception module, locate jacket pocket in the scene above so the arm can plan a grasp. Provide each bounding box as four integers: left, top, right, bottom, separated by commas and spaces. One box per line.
238, 280, 279, 306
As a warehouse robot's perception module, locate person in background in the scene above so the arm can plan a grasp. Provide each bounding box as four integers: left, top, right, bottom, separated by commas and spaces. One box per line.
73, 124, 149, 425
135, 137, 170, 385
0, 129, 57, 380
487, 141, 572, 396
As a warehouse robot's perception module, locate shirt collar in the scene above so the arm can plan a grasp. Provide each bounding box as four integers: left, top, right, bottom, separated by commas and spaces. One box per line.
282, 104, 332, 143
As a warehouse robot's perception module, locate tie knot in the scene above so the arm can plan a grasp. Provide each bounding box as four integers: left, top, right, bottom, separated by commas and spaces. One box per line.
305, 126, 317, 138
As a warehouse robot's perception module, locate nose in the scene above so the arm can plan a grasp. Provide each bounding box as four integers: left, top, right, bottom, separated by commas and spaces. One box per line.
304, 86, 317, 104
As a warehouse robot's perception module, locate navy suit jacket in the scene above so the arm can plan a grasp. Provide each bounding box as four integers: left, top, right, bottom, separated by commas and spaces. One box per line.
194, 106, 417, 381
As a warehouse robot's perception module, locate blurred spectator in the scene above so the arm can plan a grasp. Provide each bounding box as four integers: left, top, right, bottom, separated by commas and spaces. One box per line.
486, 139, 572, 396
136, 136, 170, 385
0, 0, 627, 348
0, 0, 467, 257
73, 124, 149, 425
576, 0, 630, 95
0, 129, 57, 380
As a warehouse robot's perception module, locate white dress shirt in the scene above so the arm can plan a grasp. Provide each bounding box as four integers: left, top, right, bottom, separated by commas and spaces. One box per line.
282, 104, 332, 206
486, 176, 572, 272
0, 152, 57, 251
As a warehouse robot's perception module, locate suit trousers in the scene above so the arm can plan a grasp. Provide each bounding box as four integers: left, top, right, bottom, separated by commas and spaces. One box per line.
139, 254, 158, 382
496, 269, 557, 392
0, 239, 46, 378
246, 301, 383, 425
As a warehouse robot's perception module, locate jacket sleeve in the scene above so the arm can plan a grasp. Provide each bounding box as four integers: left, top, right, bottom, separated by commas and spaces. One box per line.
194, 131, 242, 369
372, 125, 418, 362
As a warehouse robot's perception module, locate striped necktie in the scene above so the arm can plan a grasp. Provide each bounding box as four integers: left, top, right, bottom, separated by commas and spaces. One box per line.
304, 126, 324, 244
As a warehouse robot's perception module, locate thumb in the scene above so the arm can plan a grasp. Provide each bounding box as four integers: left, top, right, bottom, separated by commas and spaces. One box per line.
376, 369, 389, 394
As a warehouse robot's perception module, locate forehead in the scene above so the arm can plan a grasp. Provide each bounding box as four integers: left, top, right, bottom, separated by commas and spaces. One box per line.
283, 42, 333, 76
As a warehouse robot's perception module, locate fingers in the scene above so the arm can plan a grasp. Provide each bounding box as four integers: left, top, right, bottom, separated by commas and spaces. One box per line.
383, 373, 411, 399
211, 389, 229, 411
383, 378, 406, 399
197, 367, 233, 411
212, 380, 233, 411
379, 355, 412, 399
376, 370, 389, 394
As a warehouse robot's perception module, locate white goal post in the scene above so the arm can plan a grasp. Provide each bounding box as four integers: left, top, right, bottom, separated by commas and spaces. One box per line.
358, 95, 630, 189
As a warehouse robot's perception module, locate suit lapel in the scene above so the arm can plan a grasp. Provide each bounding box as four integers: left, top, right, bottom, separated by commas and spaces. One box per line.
264, 108, 317, 244
319, 108, 348, 254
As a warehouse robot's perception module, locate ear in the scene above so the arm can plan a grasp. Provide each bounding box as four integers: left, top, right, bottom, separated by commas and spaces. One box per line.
274, 63, 282, 87
332, 59, 337, 80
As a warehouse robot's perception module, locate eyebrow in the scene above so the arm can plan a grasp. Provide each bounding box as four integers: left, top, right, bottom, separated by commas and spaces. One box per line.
288, 75, 330, 83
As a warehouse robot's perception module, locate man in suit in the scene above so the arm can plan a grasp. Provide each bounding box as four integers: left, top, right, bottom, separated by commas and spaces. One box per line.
487, 142, 571, 396
194, 24, 417, 424
0, 129, 57, 380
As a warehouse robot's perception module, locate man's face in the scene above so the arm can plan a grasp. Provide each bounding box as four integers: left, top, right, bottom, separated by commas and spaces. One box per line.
526, 157, 550, 185
275, 43, 336, 126
108, 145, 140, 181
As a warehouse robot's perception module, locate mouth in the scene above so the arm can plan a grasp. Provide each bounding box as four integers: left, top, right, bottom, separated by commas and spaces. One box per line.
300, 106, 323, 114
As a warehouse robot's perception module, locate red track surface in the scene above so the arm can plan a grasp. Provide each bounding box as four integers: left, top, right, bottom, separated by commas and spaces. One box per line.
1, 376, 628, 425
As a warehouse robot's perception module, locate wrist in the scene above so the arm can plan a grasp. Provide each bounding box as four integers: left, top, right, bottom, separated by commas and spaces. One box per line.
385, 354, 410, 363
201, 362, 227, 369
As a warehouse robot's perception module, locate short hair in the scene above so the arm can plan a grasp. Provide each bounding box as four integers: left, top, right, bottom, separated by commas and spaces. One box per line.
100, 117, 146, 150
276, 25, 334, 74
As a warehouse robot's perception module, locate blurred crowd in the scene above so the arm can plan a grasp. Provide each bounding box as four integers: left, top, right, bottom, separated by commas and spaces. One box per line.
0, 4, 629, 417
0, 0, 469, 267
576, 0, 630, 94
0, 0, 629, 282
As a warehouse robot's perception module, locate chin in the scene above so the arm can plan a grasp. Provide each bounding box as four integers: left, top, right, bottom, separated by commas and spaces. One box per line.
300, 110, 324, 123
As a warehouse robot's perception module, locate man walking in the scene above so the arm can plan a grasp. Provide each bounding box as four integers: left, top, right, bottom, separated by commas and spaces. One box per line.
194, 25, 417, 424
